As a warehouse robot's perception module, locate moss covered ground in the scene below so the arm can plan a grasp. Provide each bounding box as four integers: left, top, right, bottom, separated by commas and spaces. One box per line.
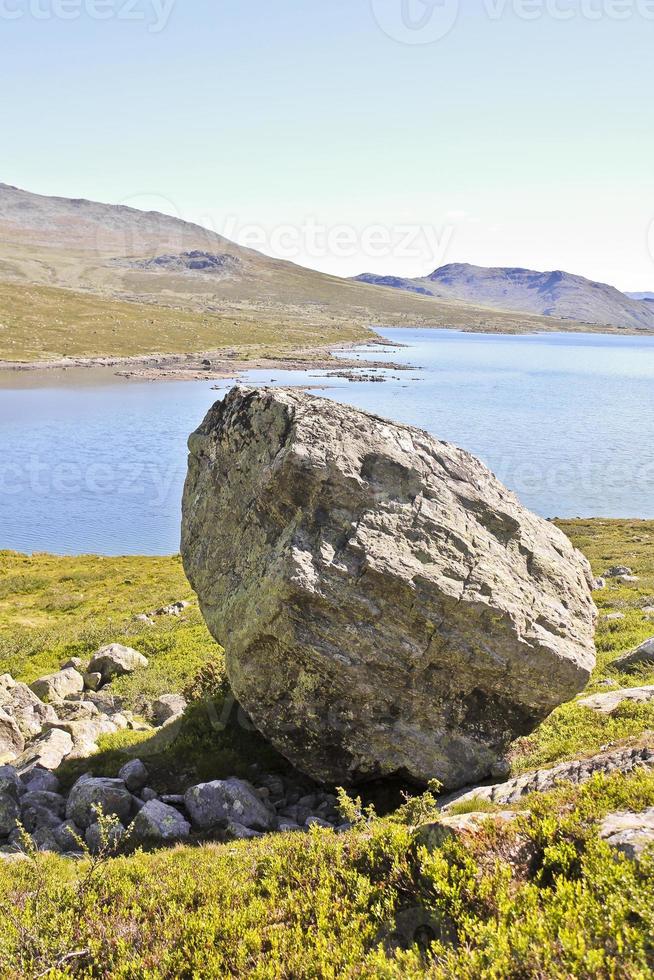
0, 519, 652, 976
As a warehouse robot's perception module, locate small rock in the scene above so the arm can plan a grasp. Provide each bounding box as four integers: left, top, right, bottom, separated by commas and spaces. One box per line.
30, 668, 84, 703
140, 787, 158, 802
0, 674, 58, 739
602, 613, 625, 622
118, 759, 149, 793
415, 811, 524, 851
578, 686, 654, 715
83, 672, 103, 692
0, 791, 20, 837
600, 808, 654, 860
184, 778, 276, 832
14, 729, 73, 771
604, 566, 633, 578
305, 816, 333, 829
0, 708, 25, 763
87, 644, 149, 684
150, 694, 187, 726
60, 657, 85, 671
66, 776, 134, 830
130, 800, 190, 843
225, 820, 263, 840
593, 578, 606, 590
134, 614, 154, 625
277, 820, 303, 833
21, 767, 59, 794
619, 575, 640, 584
611, 638, 654, 673
31, 826, 62, 853
85, 819, 126, 855
20, 791, 66, 832
53, 820, 84, 852
55, 701, 100, 722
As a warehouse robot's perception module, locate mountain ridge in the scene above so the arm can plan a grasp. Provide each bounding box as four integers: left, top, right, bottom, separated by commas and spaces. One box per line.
354, 262, 654, 331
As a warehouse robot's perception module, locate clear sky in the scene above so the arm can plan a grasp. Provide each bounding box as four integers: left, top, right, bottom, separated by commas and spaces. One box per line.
1, 0, 653, 289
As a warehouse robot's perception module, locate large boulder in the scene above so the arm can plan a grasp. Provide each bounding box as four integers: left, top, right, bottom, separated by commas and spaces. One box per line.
612, 638, 654, 673
181, 388, 597, 788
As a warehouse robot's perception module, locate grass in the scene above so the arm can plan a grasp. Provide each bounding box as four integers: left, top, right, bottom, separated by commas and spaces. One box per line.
507, 519, 654, 775
1, 521, 654, 975
0, 280, 370, 362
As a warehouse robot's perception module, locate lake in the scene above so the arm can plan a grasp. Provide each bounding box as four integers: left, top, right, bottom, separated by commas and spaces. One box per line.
1, 328, 653, 556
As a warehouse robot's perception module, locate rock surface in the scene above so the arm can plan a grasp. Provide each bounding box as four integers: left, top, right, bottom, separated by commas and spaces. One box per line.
0, 674, 58, 738
578, 686, 654, 715
131, 800, 190, 843
611, 638, 654, 673
440, 741, 654, 810
181, 387, 597, 788
66, 776, 134, 829
30, 668, 84, 703
0, 708, 25, 763
87, 644, 149, 683
184, 778, 276, 831
599, 808, 654, 860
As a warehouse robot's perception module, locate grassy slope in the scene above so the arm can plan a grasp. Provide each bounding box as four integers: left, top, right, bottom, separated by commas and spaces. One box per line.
0, 520, 653, 975
0, 280, 370, 362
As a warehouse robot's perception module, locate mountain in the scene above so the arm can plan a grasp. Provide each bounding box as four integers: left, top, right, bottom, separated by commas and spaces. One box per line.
627, 292, 654, 303
0, 185, 598, 363
354, 263, 654, 332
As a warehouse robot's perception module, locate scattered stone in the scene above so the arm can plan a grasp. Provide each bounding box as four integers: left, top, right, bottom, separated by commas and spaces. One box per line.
0, 674, 58, 738
154, 601, 190, 617
60, 657, 85, 671
140, 787, 158, 802
0, 791, 20, 837
53, 820, 84, 852
118, 759, 148, 793
619, 576, 640, 584
21, 767, 59, 794
13, 728, 73, 771
85, 819, 126, 855
182, 387, 597, 788
83, 672, 103, 692
184, 778, 276, 832
593, 578, 606, 590
134, 614, 154, 625
416, 810, 524, 850
54, 700, 100, 722
578, 686, 654, 715
130, 800, 190, 843
602, 613, 625, 622
225, 820, 263, 840
21, 791, 66, 832
440, 742, 654, 810
87, 644, 149, 684
30, 668, 84, 703
600, 809, 654, 860
305, 816, 333, 829
604, 566, 633, 578
0, 708, 25, 763
66, 776, 134, 830
151, 694, 187, 726
611, 638, 654, 673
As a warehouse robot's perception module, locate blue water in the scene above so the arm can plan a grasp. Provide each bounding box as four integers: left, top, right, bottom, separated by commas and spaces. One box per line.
1, 328, 653, 555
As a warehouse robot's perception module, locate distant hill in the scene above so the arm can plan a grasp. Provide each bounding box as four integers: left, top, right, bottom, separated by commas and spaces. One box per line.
0, 185, 615, 362
627, 292, 654, 303
354, 263, 654, 331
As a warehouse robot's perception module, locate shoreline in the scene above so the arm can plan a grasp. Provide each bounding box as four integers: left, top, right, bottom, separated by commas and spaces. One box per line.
0, 336, 412, 386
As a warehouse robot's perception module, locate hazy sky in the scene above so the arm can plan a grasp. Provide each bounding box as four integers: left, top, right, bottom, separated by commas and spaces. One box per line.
2, 0, 653, 289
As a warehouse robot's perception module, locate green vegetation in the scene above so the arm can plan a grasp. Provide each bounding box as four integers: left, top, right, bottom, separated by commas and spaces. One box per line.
0, 520, 653, 975
0, 280, 369, 362
509, 519, 654, 775
0, 767, 652, 976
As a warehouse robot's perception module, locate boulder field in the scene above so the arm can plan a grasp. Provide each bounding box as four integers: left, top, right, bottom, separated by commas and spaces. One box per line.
181, 388, 597, 789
